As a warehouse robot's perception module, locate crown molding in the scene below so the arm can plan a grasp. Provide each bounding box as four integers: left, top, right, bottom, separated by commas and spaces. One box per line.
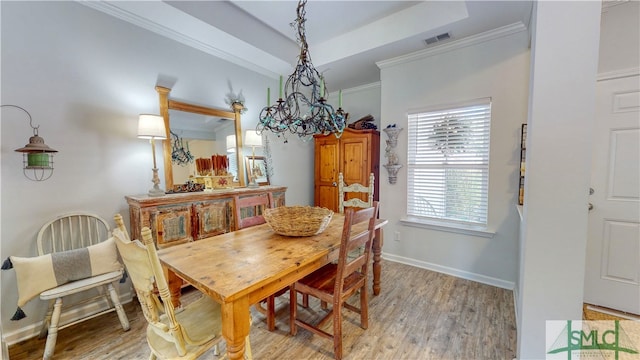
376, 22, 527, 69
78, 1, 291, 79
344, 82, 381, 94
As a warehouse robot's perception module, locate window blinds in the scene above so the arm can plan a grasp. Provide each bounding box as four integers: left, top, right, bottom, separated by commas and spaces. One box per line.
407, 100, 491, 225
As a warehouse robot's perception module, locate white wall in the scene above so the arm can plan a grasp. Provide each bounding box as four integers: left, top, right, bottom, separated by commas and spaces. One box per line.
517, 2, 601, 358
0, 1, 313, 341
330, 83, 382, 129
377, 28, 530, 287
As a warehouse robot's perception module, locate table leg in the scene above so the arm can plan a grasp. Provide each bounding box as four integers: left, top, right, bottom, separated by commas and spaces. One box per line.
372, 227, 383, 295
167, 269, 183, 308
222, 296, 251, 360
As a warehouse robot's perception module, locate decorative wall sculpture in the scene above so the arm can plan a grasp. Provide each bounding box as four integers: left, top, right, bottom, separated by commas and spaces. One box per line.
383, 125, 403, 184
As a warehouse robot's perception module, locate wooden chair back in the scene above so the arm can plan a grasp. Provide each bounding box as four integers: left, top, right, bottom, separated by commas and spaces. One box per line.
37, 212, 110, 255
234, 192, 272, 229
113, 213, 252, 359
289, 202, 380, 360
338, 173, 374, 213
334, 202, 379, 300
113, 214, 188, 355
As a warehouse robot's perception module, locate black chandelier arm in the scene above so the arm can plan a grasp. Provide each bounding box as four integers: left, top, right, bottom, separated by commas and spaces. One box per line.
169, 130, 194, 166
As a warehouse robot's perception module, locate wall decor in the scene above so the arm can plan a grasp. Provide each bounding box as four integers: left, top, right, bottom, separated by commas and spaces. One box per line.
245, 156, 270, 186
383, 125, 403, 184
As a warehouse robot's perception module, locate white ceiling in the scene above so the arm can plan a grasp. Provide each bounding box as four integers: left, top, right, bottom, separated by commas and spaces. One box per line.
83, 1, 534, 91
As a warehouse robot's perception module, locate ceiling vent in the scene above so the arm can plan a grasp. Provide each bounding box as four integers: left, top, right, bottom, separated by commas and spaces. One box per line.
424, 32, 451, 46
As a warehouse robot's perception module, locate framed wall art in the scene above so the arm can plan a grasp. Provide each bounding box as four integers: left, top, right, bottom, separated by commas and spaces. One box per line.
245, 156, 270, 185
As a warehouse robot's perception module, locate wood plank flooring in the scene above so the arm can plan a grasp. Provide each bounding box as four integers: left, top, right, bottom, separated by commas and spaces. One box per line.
8, 261, 517, 360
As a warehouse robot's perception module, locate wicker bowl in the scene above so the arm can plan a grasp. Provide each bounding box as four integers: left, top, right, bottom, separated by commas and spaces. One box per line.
263, 206, 334, 237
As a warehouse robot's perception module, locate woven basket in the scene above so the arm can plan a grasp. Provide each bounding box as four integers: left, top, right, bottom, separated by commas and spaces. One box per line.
264, 206, 334, 237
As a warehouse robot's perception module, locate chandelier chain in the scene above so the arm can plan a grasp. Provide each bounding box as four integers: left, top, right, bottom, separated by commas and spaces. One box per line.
258, 0, 346, 141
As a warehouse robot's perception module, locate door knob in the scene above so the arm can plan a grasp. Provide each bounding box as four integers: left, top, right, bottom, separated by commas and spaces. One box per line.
588, 203, 594, 211
589, 187, 594, 195
332, 182, 337, 187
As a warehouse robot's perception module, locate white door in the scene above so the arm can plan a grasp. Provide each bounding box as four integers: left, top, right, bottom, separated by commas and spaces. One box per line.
584, 74, 640, 315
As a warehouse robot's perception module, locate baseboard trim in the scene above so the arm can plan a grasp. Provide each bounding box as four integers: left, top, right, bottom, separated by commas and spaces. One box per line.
585, 304, 640, 321
2, 290, 133, 346
382, 253, 515, 290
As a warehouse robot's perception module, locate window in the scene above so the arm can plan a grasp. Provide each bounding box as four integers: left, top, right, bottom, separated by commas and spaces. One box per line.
227, 150, 238, 182
407, 99, 491, 227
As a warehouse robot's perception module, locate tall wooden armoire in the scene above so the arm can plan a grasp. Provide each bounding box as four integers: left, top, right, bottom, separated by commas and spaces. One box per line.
314, 128, 380, 212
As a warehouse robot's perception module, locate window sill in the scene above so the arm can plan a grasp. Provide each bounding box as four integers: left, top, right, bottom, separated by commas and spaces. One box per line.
399, 217, 495, 238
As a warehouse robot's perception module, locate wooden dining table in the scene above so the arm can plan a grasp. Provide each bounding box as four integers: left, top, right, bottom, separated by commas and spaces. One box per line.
158, 213, 388, 360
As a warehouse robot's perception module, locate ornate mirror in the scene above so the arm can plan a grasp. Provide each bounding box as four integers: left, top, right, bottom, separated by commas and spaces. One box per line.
156, 86, 246, 190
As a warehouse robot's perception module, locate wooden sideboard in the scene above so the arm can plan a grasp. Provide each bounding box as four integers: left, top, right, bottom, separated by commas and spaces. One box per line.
125, 186, 287, 249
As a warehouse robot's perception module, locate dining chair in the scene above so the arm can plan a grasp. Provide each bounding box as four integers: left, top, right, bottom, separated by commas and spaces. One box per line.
289, 202, 380, 360
338, 172, 374, 213
233, 193, 286, 331
337, 172, 375, 265
112, 214, 253, 360
36, 212, 130, 360
233, 193, 273, 229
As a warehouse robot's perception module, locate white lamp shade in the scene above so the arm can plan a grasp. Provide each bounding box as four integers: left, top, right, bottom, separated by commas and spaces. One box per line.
244, 130, 263, 147
138, 114, 167, 139
226, 134, 237, 152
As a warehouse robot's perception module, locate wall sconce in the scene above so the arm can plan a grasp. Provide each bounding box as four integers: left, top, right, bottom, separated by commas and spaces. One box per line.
383, 126, 403, 184
244, 130, 263, 188
138, 114, 167, 196
1, 105, 58, 181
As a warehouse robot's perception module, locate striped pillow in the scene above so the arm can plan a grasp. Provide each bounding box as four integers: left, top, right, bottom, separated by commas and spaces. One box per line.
3, 238, 122, 320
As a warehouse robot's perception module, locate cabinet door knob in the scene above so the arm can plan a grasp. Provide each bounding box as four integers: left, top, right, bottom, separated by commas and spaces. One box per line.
332, 182, 337, 187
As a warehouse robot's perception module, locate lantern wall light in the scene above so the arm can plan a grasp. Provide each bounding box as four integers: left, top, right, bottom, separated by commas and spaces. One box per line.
1, 104, 58, 181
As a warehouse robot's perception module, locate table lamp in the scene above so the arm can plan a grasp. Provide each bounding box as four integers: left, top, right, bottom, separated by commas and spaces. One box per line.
138, 114, 167, 196
244, 130, 262, 188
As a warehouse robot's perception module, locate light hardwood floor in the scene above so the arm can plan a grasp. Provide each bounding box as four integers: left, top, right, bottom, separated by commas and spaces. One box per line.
8, 261, 517, 360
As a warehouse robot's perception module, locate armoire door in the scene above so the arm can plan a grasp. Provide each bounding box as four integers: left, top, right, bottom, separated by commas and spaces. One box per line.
341, 134, 371, 204
314, 136, 340, 211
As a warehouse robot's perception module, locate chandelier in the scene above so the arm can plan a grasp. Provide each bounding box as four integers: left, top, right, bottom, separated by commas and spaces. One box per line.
258, 0, 346, 141
169, 130, 194, 166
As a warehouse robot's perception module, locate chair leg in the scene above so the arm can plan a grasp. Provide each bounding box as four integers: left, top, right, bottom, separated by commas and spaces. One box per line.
106, 283, 130, 331
39, 299, 55, 339
266, 295, 276, 331
360, 285, 368, 329
333, 302, 344, 360
289, 285, 297, 336
43, 298, 62, 360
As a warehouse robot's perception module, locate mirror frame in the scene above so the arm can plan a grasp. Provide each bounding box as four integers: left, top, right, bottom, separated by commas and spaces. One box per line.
156, 86, 246, 190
